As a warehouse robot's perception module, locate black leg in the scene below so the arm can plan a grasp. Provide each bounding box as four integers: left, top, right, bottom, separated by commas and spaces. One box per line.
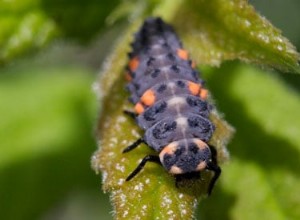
208, 144, 218, 165
126, 155, 161, 181
206, 162, 221, 195
123, 110, 137, 119
123, 138, 145, 153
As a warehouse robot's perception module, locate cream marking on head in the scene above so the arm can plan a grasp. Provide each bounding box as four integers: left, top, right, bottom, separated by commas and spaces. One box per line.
169, 165, 183, 174
159, 141, 178, 161
193, 138, 209, 150
196, 161, 207, 171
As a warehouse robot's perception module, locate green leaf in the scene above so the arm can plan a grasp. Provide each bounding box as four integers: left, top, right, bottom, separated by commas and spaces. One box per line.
0, 61, 104, 220
40, 0, 120, 41
167, 0, 300, 73
198, 62, 300, 220
0, 0, 58, 64
0, 0, 120, 64
0, 65, 95, 169
0, 10, 58, 64
92, 0, 300, 219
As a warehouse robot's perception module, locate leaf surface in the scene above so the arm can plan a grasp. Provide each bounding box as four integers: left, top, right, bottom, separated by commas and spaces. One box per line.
92, 0, 300, 219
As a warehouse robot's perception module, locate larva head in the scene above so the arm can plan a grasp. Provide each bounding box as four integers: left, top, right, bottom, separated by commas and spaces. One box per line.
159, 138, 211, 174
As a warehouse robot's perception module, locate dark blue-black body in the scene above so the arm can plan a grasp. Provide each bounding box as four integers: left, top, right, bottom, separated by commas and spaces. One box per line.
123, 17, 221, 195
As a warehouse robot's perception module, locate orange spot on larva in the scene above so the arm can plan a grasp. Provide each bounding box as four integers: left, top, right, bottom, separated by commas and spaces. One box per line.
129, 56, 139, 71
134, 102, 144, 114
177, 48, 189, 60
159, 142, 178, 157
140, 89, 156, 106
125, 71, 132, 81
200, 89, 208, 100
188, 81, 201, 95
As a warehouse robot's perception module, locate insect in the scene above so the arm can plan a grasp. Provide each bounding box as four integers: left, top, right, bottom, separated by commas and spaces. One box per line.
123, 17, 221, 195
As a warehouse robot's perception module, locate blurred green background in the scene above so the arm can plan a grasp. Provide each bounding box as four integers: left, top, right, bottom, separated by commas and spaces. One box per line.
0, 0, 299, 220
